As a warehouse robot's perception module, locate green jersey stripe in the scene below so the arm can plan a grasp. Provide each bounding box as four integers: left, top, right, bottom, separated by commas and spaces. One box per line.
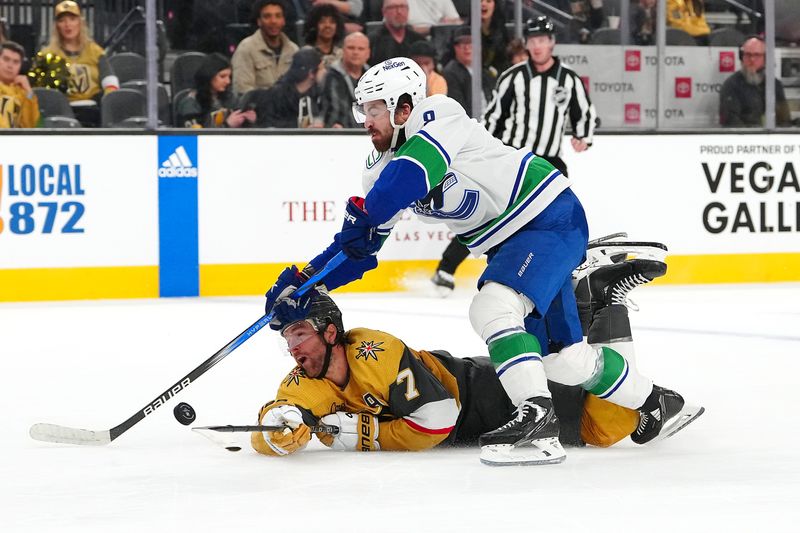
395, 134, 448, 190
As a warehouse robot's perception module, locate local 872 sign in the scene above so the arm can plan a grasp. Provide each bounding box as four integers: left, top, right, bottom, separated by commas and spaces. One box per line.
0, 163, 85, 235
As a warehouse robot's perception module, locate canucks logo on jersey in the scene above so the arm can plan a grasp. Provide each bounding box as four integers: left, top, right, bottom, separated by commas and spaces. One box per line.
355, 340, 385, 361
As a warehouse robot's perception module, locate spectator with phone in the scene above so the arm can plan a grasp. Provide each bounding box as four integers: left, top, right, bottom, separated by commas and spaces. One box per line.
176, 53, 255, 128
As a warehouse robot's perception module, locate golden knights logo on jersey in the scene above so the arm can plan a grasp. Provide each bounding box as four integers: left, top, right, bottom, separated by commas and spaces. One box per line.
283, 367, 306, 387
0, 95, 22, 127
355, 340, 385, 361
68, 64, 93, 96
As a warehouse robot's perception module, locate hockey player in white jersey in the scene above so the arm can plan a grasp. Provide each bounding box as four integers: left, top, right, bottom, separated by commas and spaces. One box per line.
263, 57, 703, 466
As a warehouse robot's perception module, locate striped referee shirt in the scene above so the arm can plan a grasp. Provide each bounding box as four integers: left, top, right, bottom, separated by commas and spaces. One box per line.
483, 57, 597, 159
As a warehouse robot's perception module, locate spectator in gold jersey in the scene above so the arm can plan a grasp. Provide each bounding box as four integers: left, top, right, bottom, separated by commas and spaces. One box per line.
0, 41, 41, 128
38, 0, 119, 126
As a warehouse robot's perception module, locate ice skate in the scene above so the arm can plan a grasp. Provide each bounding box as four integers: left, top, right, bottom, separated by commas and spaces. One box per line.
430, 270, 455, 297
479, 397, 566, 466
632, 385, 705, 445
574, 236, 668, 282
587, 258, 667, 312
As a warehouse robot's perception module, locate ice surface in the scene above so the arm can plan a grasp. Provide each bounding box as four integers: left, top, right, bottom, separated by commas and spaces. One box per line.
2, 283, 799, 532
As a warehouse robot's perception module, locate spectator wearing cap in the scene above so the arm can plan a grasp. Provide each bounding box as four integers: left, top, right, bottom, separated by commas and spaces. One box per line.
367, 0, 424, 65
406, 0, 461, 35
39, 0, 118, 127
176, 53, 256, 128
442, 27, 493, 114
303, 3, 345, 69
483, 15, 596, 177
232, 0, 299, 94
254, 48, 326, 128
321, 32, 370, 128
409, 40, 447, 96
0, 41, 41, 128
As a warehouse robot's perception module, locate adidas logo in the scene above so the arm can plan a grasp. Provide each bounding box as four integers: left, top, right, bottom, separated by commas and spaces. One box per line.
159, 146, 198, 178
650, 408, 661, 421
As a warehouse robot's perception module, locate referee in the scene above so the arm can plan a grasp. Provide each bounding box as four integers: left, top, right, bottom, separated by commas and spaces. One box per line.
430, 16, 597, 295
483, 15, 597, 176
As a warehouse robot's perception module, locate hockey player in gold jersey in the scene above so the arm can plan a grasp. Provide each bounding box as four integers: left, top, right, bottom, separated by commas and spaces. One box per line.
252, 274, 652, 457
0, 42, 41, 129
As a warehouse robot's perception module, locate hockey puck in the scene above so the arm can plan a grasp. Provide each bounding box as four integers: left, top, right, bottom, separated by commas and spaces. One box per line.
173, 402, 196, 426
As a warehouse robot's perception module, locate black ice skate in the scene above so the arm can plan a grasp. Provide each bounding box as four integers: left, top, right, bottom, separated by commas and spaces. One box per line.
479, 397, 566, 466
632, 385, 705, 445
431, 270, 455, 297
587, 258, 667, 313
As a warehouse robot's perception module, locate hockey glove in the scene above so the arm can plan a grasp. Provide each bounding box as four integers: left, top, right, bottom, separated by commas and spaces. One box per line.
265, 266, 320, 331
337, 197, 382, 261
254, 404, 312, 456
318, 411, 380, 451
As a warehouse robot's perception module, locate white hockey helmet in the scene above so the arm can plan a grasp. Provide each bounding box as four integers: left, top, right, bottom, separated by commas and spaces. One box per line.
352, 57, 426, 126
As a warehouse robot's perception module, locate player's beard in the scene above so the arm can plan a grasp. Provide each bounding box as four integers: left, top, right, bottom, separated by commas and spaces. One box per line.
369, 127, 392, 152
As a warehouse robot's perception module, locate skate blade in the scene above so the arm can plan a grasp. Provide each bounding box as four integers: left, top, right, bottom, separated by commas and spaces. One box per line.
480, 437, 567, 466
649, 404, 705, 445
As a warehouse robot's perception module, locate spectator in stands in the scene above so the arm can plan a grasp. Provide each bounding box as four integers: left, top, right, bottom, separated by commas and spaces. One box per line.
407, 0, 462, 35
719, 36, 791, 127
480, 0, 511, 77
666, 0, 710, 45
310, 1, 365, 33
0, 41, 40, 128
321, 32, 369, 128
232, 0, 299, 94
631, 0, 656, 45
303, 3, 345, 68
176, 53, 256, 128
443, 27, 493, 115
254, 48, 326, 128
367, 0, 424, 65
506, 38, 529, 65
570, 0, 606, 43
409, 40, 447, 96
40, 0, 118, 127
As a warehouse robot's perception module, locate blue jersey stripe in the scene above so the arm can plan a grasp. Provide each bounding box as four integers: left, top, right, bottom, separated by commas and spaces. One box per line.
468, 170, 562, 249
507, 152, 533, 210
496, 355, 542, 377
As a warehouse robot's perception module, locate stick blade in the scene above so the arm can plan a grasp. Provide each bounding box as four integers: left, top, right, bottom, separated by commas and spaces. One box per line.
30, 423, 112, 446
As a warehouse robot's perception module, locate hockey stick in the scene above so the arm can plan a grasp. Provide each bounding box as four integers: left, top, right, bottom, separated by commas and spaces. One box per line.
29, 252, 348, 446
193, 424, 340, 435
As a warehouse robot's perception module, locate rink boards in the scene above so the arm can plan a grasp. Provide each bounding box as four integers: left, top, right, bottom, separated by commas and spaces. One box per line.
0, 132, 798, 301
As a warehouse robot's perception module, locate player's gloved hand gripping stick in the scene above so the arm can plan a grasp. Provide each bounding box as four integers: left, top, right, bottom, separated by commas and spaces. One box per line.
29, 252, 348, 446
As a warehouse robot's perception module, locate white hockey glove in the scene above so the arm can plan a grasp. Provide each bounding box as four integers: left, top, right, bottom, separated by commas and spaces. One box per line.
256, 404, 311, 456
319, 412, 380, 451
